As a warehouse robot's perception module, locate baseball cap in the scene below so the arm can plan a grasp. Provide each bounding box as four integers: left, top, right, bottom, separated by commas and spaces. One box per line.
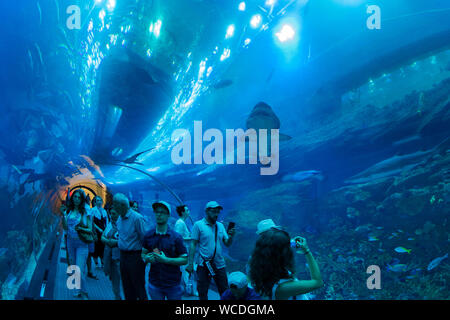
152, 201, 171, 215
205, 201, 223, 210
256, 219, 281, 235
228, 272, 248, 289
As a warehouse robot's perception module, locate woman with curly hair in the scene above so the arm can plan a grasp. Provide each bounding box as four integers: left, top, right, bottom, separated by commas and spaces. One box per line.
248, 228, 323, 300
61, 189, 94, 299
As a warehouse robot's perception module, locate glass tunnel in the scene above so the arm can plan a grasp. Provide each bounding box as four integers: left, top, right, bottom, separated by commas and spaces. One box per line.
0, 0, 449, 300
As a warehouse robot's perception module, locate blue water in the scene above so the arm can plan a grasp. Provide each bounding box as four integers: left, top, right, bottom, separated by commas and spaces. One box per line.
0, 0, 449, 300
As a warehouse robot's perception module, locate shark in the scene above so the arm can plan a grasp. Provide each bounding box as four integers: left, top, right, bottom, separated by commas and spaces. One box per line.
345, 149, 434, 185
246, 102, 292, 141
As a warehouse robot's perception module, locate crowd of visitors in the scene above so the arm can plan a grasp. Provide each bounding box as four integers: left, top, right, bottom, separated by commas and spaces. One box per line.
60, 192, 323, 300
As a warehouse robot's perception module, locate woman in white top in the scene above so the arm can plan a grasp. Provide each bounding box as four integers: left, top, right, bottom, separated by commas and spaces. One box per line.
248, 228, 323, 300
61, 189, 94, 299
90, 196, 108, 268
101, 208, 121, 300
175, 205, 196, 295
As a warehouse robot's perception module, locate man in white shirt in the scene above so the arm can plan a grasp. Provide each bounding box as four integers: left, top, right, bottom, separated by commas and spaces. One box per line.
186, 201, 236, 300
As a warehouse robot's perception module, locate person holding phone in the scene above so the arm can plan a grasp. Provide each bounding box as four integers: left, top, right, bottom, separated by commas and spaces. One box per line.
141, 201, 188, 300
186, 201, 236, 300
248, 228, 323, 300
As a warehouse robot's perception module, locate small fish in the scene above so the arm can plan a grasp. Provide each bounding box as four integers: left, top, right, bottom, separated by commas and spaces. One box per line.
388, 232, 399, 239
37, 1, 42, 25
34, 43, 44, 68
0, 248, 8, 257
376, 227, 384, 230
407, 237, 415, 241
392, 135, 421, 147
430, 195, 436, 204
355, 225, 371, 233
28, 50, 34, 72
387, 264, 408, 273
368, 235, 379, 242
54, 0, 61, 22
395, 247, 412, 254
409, 268, 422, 275
212, 79, 233, 89
11, 165, 23, 174
427, 253, 448, 271
282, 170, 324, 182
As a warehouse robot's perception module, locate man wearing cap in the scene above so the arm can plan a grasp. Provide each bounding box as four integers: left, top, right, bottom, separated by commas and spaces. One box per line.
186, 201, 235, 300
141, 201, 188, 300
221, 272, 260, 300
114, 193, 148, 300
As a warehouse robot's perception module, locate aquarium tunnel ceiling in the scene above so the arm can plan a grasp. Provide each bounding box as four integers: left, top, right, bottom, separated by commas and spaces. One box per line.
1, 0, 450, 201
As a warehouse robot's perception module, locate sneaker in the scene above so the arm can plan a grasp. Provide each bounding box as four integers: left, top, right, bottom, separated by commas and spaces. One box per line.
80, 292, 89, 300
87, 272, 98, 280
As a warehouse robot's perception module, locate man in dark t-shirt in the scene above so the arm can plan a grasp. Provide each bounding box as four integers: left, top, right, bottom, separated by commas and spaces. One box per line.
141, 201, 188, 300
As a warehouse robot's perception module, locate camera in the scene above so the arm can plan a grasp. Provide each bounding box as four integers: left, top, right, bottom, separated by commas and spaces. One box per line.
290, 239, 298, 248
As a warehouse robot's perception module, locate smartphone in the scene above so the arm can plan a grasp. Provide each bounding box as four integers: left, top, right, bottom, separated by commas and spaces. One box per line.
227, 222, 235, 233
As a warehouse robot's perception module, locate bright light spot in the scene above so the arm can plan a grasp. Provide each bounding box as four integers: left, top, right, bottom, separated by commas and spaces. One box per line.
275, 24, 295, 42
95, 0, 103, 4
220, 48, 231, 61
238, 2, 246, 11
146, 49, 152, 57
107, 0, 116, 11
266, 0, 276, 6
149, 23, 153, 33
109, 34, 117, 44
154, 20, 162, 38
244, 38, 251, 46
250, 14, 262, 28
87, 20, 93, 32
99, 9, 106, 21
206, 66, 213, 77
146, 167, 160, 172
332, 0, 365, 6
225, 24, 235, 39
198, 60, 206, 79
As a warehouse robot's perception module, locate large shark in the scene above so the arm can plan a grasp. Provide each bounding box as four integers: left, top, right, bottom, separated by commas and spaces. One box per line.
246, 102, 292, 141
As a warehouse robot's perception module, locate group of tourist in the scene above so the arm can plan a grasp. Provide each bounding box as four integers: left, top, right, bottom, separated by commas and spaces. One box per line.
60, 189, 323, 300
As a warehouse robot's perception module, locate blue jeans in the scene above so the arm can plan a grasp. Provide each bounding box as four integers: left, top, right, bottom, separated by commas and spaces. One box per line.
147, 282, 183, 300
66, 236, 89, 295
